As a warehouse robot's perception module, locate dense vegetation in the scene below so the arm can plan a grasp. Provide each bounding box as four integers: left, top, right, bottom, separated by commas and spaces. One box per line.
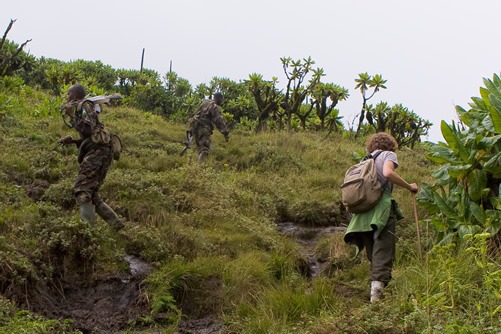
419, 75, 501, 246
0, 20, 499, 333
0, 19, 431, 148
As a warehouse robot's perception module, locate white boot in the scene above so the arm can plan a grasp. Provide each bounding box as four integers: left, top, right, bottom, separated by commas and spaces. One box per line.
370, 281, 385, 302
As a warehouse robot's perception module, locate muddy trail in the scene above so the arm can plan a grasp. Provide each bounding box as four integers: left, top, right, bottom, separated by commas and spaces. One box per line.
277, 222, 345, 278
3, 223, 344, 334
13, 255, 154, 334
5, 253, 226, 334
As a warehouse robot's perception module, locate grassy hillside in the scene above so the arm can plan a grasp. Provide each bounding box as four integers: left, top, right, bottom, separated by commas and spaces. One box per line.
0, 87, 499, 333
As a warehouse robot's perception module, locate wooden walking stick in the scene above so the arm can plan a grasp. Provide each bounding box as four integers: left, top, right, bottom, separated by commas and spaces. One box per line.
412, 193, 422, 259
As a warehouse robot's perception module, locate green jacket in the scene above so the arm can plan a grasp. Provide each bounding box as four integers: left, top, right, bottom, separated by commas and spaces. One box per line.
344, 191, 404, 254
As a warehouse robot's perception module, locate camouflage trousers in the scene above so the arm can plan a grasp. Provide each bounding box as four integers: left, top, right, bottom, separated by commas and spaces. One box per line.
193, 124, 213, 154
74, 144, 113, 206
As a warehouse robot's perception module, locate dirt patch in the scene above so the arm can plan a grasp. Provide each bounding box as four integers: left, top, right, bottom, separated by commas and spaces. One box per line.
32, 277, 148, 333
9, 255, 153, 334
334, 282, 366, 300
175, 317, 223, 334
3, 252, 230, 333
277, 222, 345, 277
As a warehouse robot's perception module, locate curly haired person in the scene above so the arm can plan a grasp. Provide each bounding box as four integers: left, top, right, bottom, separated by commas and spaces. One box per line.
344, 132, 418, 302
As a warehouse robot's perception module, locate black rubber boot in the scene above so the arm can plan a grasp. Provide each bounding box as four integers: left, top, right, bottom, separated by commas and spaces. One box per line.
96, 202, 124, 231
198, 151, 209, 162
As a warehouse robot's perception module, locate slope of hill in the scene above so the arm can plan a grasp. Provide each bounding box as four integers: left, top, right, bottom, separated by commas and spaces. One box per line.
1, 87, 498, 334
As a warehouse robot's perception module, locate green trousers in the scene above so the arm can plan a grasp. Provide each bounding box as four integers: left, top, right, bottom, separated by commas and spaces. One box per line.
358, 205, 397, 284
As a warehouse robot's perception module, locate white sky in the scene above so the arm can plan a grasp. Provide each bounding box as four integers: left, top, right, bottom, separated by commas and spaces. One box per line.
2, 0, 501, 142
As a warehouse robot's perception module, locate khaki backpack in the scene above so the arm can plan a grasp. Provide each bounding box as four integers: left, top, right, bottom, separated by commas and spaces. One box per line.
341, 151, 384, 213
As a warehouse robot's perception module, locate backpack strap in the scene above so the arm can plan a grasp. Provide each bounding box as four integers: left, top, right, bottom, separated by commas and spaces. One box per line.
367, 150, 390, 190
370, 150, 384, 160
362, 150, 383, 162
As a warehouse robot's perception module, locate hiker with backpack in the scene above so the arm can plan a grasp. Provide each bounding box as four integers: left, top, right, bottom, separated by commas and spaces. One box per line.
58, 84, 124, 231
343, 132, 418, 302
186, 92, 229, 162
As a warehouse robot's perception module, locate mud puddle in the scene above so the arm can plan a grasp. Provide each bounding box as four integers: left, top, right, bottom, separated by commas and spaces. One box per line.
22, 255, 153, 334
24, 255, 225, 334
277, 222, 345, 277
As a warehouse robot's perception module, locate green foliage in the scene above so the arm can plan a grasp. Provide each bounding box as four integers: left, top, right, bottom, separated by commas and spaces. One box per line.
280, 56, 324, 130
150, 294, 182, 324
310, 82, 349, 131
127, 82, 175, 116
419, 73, 501, 243
0, 300, 80, 334
1, 48, 496, 333
230, 278, 339, 333
0, 75, 24, 92
392, 234, 501, 333
464, 233, 501, 320
33, 96, 62, 118
146, 253, 281, 322
163, 71, 195, 121
368, 102, 432, 148
246, 73, 282, 132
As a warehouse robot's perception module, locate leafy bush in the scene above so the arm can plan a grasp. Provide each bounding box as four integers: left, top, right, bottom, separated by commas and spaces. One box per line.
419, 73, 501, 245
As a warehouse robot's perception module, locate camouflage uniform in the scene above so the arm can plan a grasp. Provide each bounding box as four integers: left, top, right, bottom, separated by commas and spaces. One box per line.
188, 99, 228, 161
67, 100, 123, 230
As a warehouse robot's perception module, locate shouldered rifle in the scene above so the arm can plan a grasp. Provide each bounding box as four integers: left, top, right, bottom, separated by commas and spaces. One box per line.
86, 93, 122, 113
180, 130, 193, 156
59, 94, 122, 127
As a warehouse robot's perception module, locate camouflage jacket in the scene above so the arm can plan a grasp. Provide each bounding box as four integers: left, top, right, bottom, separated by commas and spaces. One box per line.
188, 100, 228, 135
69, 100, 111, 145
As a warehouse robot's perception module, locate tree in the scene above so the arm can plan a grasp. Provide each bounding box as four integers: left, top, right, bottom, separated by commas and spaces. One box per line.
70, 60, 117, 91
194, 83, 211, 100
125, 68, 173, 115
44, 62, 79, 96
0, 19, 34, 77
354, 73, 387, 136
116, 69, 143, 96
128, 83, 171, 115
309, 82, 349, 130
280, 56, 323, 130
37, 59, 117, 96
209, 76, 256, 124
246, 73, 282, 132
164, 71, 193, 116
369, 102, 432, 148
296, 103, 315, 130
165, 72, 192, 98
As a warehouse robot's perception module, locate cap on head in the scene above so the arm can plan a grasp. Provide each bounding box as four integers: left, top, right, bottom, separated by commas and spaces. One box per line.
213, 92, 224, 105
67, 84, 86, 101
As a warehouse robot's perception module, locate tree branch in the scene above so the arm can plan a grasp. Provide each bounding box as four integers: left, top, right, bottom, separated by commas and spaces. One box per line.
0, 19, 16, 51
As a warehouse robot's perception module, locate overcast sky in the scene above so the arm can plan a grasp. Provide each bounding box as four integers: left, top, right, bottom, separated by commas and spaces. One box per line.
3, 0, 501, 142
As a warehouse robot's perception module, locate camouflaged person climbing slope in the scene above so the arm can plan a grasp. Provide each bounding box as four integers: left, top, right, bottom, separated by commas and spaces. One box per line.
186, 93, 229, 162
58, 84, 124, 230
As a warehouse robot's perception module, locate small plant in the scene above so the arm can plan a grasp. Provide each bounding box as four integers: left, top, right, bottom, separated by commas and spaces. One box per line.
34, 96, 62, 118
464, 233, 501, 322
151, 294, 182, 324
